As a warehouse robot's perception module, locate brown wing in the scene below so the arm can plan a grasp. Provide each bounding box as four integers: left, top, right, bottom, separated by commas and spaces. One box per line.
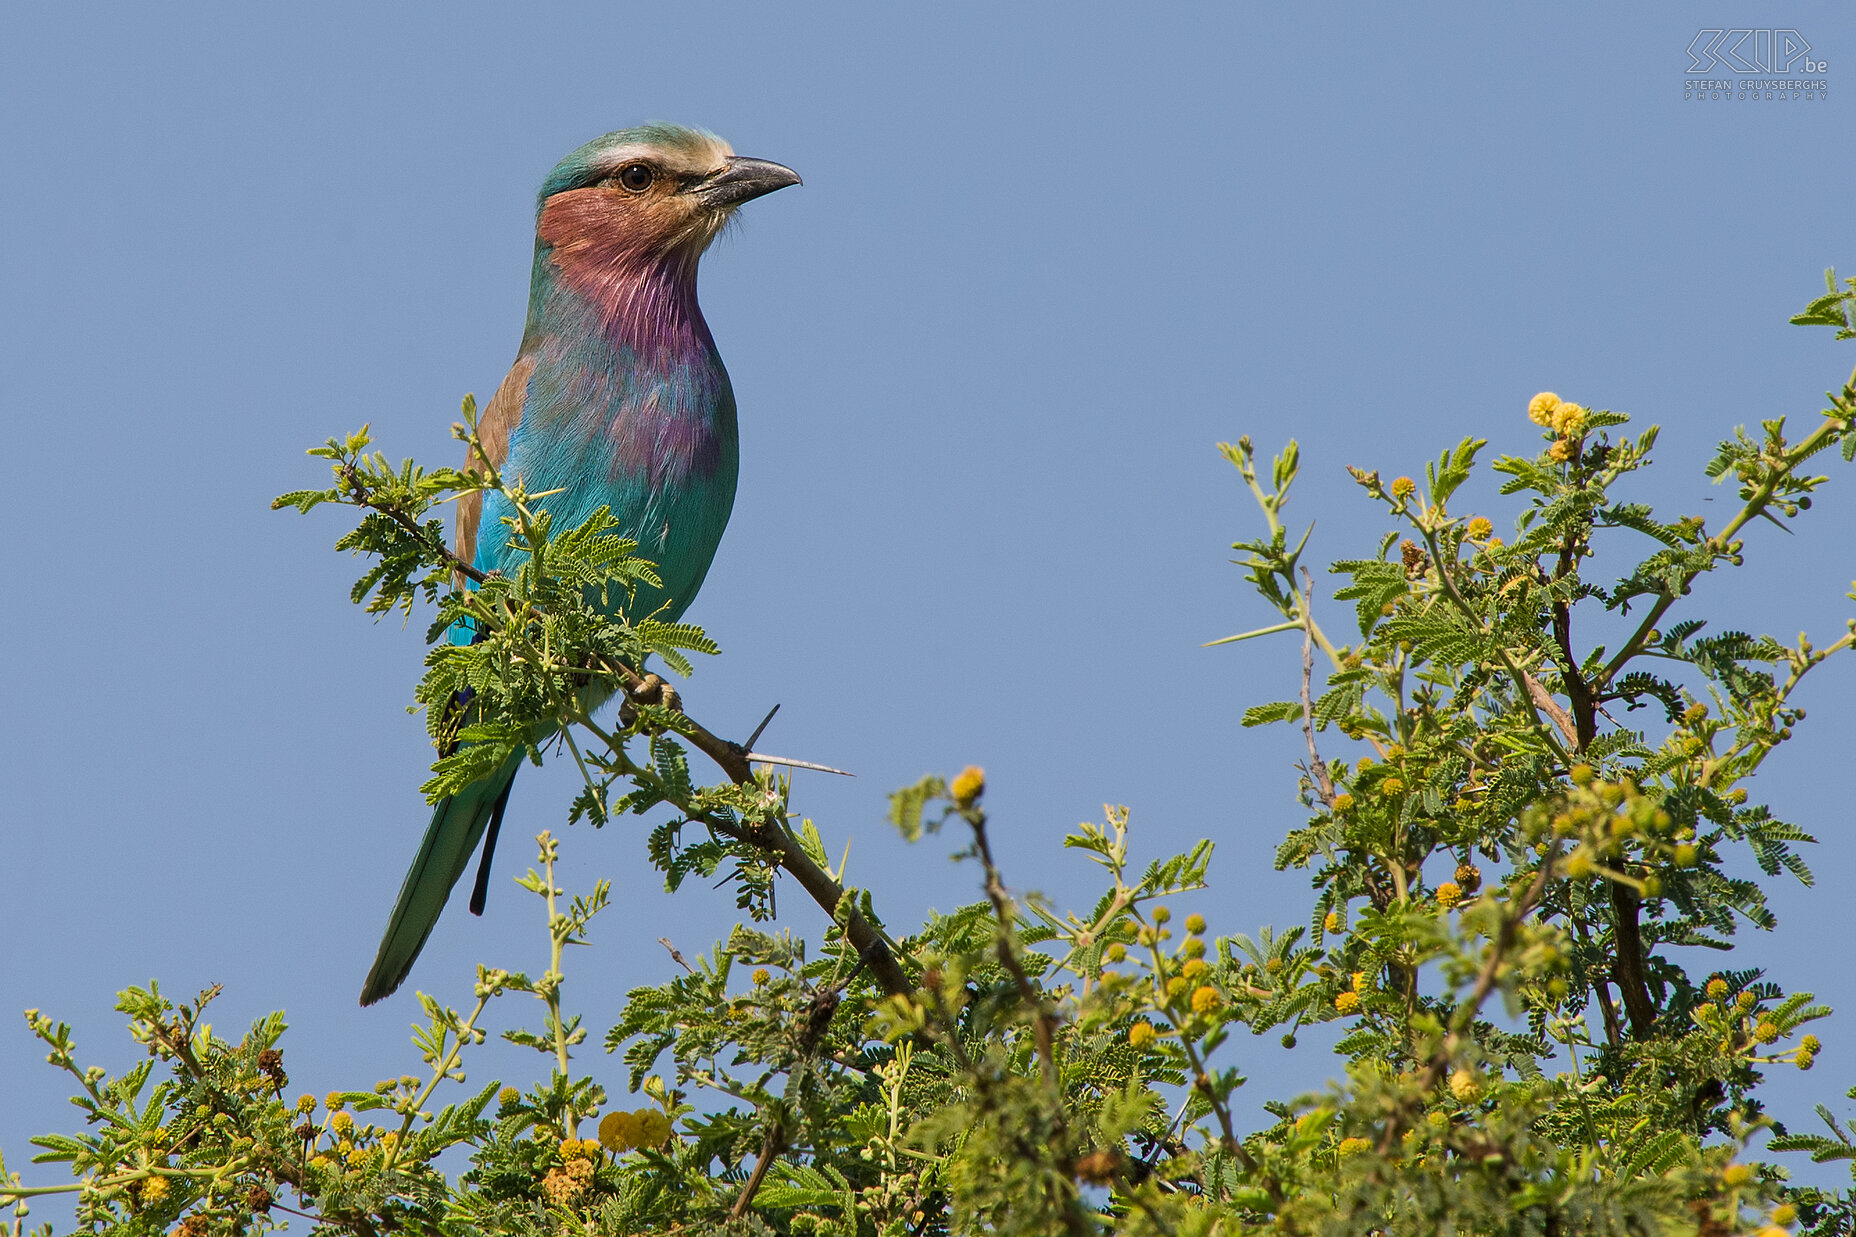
454, 357, 533, 581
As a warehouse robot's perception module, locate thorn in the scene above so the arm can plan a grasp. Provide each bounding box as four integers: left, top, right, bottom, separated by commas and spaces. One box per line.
744, 752, 855, 777
744, 703, 781, 752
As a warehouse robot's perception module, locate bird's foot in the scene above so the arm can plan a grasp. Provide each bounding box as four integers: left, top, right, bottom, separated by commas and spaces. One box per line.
619, 673, 681, 729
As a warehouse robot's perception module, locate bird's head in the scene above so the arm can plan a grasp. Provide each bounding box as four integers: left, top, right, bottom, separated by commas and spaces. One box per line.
534, 124, 800, 270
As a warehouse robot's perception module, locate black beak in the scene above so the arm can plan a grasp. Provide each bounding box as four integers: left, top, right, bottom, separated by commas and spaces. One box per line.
688, 156, 802, 208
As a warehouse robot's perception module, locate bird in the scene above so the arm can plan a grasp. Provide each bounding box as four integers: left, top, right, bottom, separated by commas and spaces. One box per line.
359, 124, 800, 1005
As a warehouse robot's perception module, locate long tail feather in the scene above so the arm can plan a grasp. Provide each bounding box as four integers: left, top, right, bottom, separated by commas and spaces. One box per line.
359, 753, 522, 1005
467, 771, 517, 916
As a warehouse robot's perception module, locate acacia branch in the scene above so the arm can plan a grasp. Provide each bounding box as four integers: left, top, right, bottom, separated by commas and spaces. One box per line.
1608, 882, 1658, 1037
1595, 400, 1854, 693
1416, 524, 1570, 765
572, 694, 911, 999
731, 986, 843, 1219
333, 439, 913, 1001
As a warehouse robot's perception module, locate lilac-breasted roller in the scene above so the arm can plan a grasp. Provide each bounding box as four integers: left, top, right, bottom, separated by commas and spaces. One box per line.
360, 125, 800, 1005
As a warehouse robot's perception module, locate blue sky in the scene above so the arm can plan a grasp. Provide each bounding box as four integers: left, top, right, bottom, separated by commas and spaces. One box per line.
4, 2, 1854, 1212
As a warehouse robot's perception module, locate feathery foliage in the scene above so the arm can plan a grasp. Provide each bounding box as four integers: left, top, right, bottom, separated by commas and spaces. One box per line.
7, 276, 1856, 1235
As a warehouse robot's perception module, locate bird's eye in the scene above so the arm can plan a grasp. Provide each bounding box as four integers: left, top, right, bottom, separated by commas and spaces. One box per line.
616, 164, 654, 192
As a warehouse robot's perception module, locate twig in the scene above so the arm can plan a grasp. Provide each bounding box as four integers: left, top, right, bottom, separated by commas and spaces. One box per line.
338, 464, 488, 587
1298, 568, 1336, 807
730, 986, 843, 1219
657, 938, 695, 974
967, 811, 1059, 1086
1521, 671, 1579, 747
730, 1118, 785, 1221
1412, 840, 1561, 1097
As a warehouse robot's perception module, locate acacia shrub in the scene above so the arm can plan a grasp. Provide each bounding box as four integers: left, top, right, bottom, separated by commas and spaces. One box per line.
5, 273, 1856, 1235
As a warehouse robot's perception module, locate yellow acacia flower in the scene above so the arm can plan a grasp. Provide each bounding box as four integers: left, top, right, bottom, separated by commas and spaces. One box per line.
1390, 476, 1416, 499
1166, 976, 1188, 998
1191, 986, 1221, 1014
1381, 777, 1405, 796
1706, 977, 1729, 1001
565, 1157, 596, 1183
1548, 439, 1573, 462
1105, 942, 1127, 962
1182, 958, 1209, 981
1528, 392, 1561, 425
1185, 913, 1206, 935
1449, 1069, 1480, 1102
752, 968, 770, 985
1756, 1021, 1780, 1044
498, 1086, 520, 1105
1723, 1163, 1752, 1187
140, 1177, 169, 1203
599, 1110, 641, 1152
295, 1094, 316, 1113
325, 1092, 345, 1112
1550, 402, 1586, 436
1152, 905, 1172, 924
331, 1111, 354, 1134
1128, 1022, 1157, 1048
950, 765, 985, 807
1324, 911, 1343, 932
1802, 1034, 1823, 1053
1334, 991, 1361, 1015
1331, 794, 1355, 812
1772, 1204, 1798, 1226
1435, 882, 1464, 909
634, 1110, 672, 1147
1337, 1137, 1371, 1157
309, 1155, 334, 1171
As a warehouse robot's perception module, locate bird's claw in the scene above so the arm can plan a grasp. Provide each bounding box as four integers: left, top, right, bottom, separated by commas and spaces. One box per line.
631, 673, 681, 712
619, 673, 681, 729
